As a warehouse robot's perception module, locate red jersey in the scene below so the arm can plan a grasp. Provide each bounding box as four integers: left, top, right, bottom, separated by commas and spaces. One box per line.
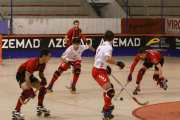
135, 50, 162, 65
67, 27, 88, 46
130, 50, 162, 74
17, 57, 46, 75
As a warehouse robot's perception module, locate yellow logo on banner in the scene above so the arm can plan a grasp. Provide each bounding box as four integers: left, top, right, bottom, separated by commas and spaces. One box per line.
146, 38, 160, 46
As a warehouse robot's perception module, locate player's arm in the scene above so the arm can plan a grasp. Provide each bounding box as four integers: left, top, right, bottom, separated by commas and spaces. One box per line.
88, 45, 95, 52
156, 63, 162, 78
61, 49, 74, 67
25, 71, 32, 88
105, 56, 117, 65
39, 71, 47, 86
60, 57, 68, 64
39, 71, 45, 79
65, 35, 68, 44
127, 55, 139, 82
105, 56, 125, 69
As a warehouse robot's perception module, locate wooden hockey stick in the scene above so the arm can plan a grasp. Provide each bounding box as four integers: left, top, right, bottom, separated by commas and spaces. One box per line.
111, 74, 149, 106
66, 67, 73, 89
114, 81, 129, 101
20, 85, 43, 105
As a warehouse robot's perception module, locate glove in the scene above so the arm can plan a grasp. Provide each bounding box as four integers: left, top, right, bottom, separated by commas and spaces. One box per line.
117, 61, 125, 70
127, 74, 132, 82
86, 41, 90, 45
156, 78, 164, 88
30, 88, 36, 99
65, 44, 69, 49
40, 78, 47, 86
68, 62, 74, 68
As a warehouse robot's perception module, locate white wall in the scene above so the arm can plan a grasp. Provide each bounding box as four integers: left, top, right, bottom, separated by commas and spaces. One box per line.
99, 0, 126, 18
11, 18, 121, 34
165, 18, 180, 35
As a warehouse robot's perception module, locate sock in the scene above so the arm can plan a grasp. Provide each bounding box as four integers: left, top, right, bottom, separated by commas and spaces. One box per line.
104, 87, 112, 110
38, 93, 45, 106
153, 74, 159, 81
136, 68, 146, 84
16, 95, 25, 111
49, 70, 62, 85
72, 74, 79, 84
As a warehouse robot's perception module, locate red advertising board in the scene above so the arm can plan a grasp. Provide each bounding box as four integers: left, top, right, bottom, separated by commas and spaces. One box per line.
121, 18, 165, 33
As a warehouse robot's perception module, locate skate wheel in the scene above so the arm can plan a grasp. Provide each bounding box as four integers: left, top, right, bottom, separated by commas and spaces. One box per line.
12, 118, 16, 120
133, 92, 137, 95
37, 112, 42, 117
44, 113, 50, 117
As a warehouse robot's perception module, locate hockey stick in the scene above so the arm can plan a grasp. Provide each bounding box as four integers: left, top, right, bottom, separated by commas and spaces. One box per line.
114, 81, 129, 101
111, 74, 149, 106
20, 85, 43, 105
66, 67, 73, 89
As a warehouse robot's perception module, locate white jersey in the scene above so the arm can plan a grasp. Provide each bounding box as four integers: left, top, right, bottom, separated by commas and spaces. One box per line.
62, 45, 89, 61
94, 41, 113, 69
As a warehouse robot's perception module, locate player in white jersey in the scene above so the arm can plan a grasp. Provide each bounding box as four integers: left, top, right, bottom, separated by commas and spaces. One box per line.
92, 30, 125, 120
47, 38, 95, 94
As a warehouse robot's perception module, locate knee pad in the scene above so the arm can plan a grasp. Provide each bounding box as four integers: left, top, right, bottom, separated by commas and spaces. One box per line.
138, 68, 145, 76
111, 83, 114, 89
21, 89, 31, 99
74, 68, 81, 75
54, 70, 61, 77
39, 87, 47, 97
75, 64, 81, 68
106, 88, 115, 98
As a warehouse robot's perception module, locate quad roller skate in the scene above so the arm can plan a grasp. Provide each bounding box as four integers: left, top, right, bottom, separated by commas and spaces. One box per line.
12, 110, 25, 120
132, 84, 140, 95
37, 106, 50, 117
101, 104, 114, 113
102, 110, 114, 120
47, 84, 53, 93
163, 78, 168, 90
70, 85, 76, 94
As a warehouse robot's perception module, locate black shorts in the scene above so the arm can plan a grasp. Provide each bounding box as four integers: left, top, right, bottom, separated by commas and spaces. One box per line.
16, 72, 38, 88
143, 57, 164, 71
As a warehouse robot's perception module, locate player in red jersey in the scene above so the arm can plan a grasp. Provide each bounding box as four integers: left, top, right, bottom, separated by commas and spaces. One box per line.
127, 47, 168, 95
47, 38, 95, 94
64, 20, 90, 49
12, 48, 51, 120
92, 30, 125, 120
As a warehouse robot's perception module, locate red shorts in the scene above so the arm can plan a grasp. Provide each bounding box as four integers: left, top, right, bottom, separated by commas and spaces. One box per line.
92, 67, 110, 87
59, 60, 81, 72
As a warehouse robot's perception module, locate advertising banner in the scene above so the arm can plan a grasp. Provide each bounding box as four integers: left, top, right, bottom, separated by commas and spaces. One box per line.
2, 35, 145, 51
1, 34, 179, 58
165, 18, 180, 35
122, 18, 165, 33
2, 35, 176, 51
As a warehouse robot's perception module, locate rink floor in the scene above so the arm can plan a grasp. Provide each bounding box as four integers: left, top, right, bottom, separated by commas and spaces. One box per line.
1, 56, 180, 120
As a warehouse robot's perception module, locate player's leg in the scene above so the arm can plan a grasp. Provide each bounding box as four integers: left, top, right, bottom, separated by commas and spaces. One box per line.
47, 62, 69, 92
133, 63, 150, 95
153, 57, 167, 90
71, 60, 81, 94
92, 67, 114, 119
31, 77, 50, 116
13, 72, 31, 119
